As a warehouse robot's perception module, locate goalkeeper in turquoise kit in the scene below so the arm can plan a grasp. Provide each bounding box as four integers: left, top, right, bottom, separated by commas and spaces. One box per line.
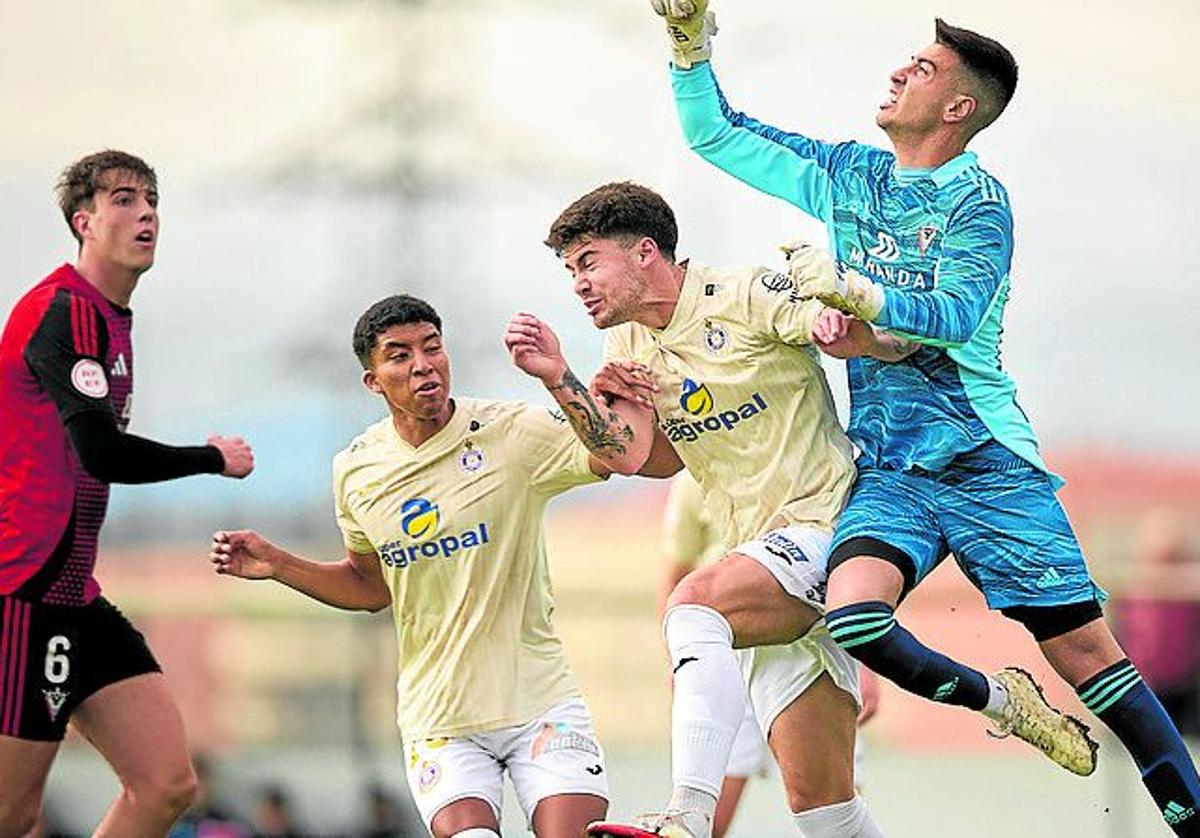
648, 2, 1200, 835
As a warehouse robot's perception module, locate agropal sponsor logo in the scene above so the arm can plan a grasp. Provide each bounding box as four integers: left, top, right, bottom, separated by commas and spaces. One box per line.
378, 497, 490, 570
662, 378, 770, 443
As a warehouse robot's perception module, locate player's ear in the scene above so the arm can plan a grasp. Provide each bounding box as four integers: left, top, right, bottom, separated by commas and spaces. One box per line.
72, 210, 92, 241
636, 236, 659, 265
944, 93, 976, 125
362, 368, 383, 395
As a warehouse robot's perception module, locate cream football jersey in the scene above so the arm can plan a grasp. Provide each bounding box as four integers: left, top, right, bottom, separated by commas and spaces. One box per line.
332, 397, 601, 741
605, 262, 856, 548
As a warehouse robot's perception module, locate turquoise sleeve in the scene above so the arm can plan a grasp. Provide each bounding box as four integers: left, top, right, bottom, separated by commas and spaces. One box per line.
672, 63, 847, 224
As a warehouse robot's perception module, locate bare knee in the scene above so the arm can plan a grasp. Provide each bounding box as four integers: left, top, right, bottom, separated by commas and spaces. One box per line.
124, 763, 198, 818
826, 557, 905, 611
430, 797, 499, 838
667, 566, 719, 611
784, 777, 853, 815
159, 766, 199, 815
781, 749, 856, 812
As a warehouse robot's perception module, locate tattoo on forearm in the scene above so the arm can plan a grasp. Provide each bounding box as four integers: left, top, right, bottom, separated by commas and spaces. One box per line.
881, 337, 919, 361
551, 369, 634, 457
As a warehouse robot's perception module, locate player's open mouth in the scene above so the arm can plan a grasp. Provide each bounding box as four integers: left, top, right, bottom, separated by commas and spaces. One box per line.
880, 89, 900, 110
583, 299, 603, 316
414, 381, 441, 397
135, 231, 155, 246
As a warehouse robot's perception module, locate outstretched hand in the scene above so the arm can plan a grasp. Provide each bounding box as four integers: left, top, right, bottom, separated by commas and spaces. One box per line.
650, 0, 705, 19
210, 530, 279, 580
649, 0, 716, 69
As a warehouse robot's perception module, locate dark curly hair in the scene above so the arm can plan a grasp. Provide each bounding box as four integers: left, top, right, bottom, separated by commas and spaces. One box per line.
352, 295, 443, 368
56, 150, 157, 244
546, 182, 678, 260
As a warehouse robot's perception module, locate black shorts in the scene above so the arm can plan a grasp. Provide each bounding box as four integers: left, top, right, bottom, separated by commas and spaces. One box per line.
0, 595, 160, 741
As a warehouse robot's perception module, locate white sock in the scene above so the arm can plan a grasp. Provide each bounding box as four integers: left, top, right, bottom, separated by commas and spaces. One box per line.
982, 675, 1009, 720
666, 785, 717, 838
664, 604, 746, 800
793, 796, 885, 837
451, 830, 499, 838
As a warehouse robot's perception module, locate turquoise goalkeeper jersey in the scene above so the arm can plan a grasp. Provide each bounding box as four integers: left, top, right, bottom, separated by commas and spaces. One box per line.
673, 62, 1053, 479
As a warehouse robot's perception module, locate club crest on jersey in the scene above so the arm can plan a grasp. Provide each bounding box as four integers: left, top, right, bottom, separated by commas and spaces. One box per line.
401, 498, 439, 539
866, 231, 900, 263
679, 378, 714, 416
70, 359, 108, 399
43, 687, 68, 722
458, 442, 485, 473
917, 226, 939, 256
702, 320, 728, 354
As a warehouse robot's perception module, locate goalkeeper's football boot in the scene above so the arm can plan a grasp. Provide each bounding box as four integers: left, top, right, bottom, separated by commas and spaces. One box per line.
990, 666, 1099, 776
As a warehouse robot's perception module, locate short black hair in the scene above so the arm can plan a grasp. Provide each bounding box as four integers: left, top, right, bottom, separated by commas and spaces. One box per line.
352, 295, 442, 368
546, 182, 678, 260
56, 150, 157, 244
935, 18, 1018, 123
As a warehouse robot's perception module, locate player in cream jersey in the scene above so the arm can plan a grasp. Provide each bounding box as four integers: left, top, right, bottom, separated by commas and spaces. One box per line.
604, 259, 854, 552
506, 183, 911, 838
333, 397, 587, 739
210, 295, 624, 838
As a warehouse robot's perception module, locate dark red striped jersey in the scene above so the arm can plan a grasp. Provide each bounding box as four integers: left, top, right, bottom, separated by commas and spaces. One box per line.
0, 264, 134, 605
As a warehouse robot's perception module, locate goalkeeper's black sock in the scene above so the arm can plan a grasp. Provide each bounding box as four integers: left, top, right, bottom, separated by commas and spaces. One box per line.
1078, 660, 1200, 836
827, 601, 991, 709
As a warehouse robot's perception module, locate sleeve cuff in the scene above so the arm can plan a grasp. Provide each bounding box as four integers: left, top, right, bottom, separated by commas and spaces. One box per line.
201, 445, 226, 474
874, 286, 894, 327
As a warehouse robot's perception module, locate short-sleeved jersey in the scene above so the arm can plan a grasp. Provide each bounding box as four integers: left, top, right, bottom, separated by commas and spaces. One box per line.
673, 63, 1050, 478
0, 265, 134, 605
332, 398, 602, 741
605, 262, 856, 548
661, 472, 725, 568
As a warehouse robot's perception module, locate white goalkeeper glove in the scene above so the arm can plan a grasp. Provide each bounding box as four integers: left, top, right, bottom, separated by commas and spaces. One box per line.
781, 240, 885, 322
650, 0, 718, 69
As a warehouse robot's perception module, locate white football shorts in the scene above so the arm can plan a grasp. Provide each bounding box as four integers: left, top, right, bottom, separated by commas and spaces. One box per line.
733, 524, 833, 614
733, 524, 861, 733
404, 696, 608, 830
